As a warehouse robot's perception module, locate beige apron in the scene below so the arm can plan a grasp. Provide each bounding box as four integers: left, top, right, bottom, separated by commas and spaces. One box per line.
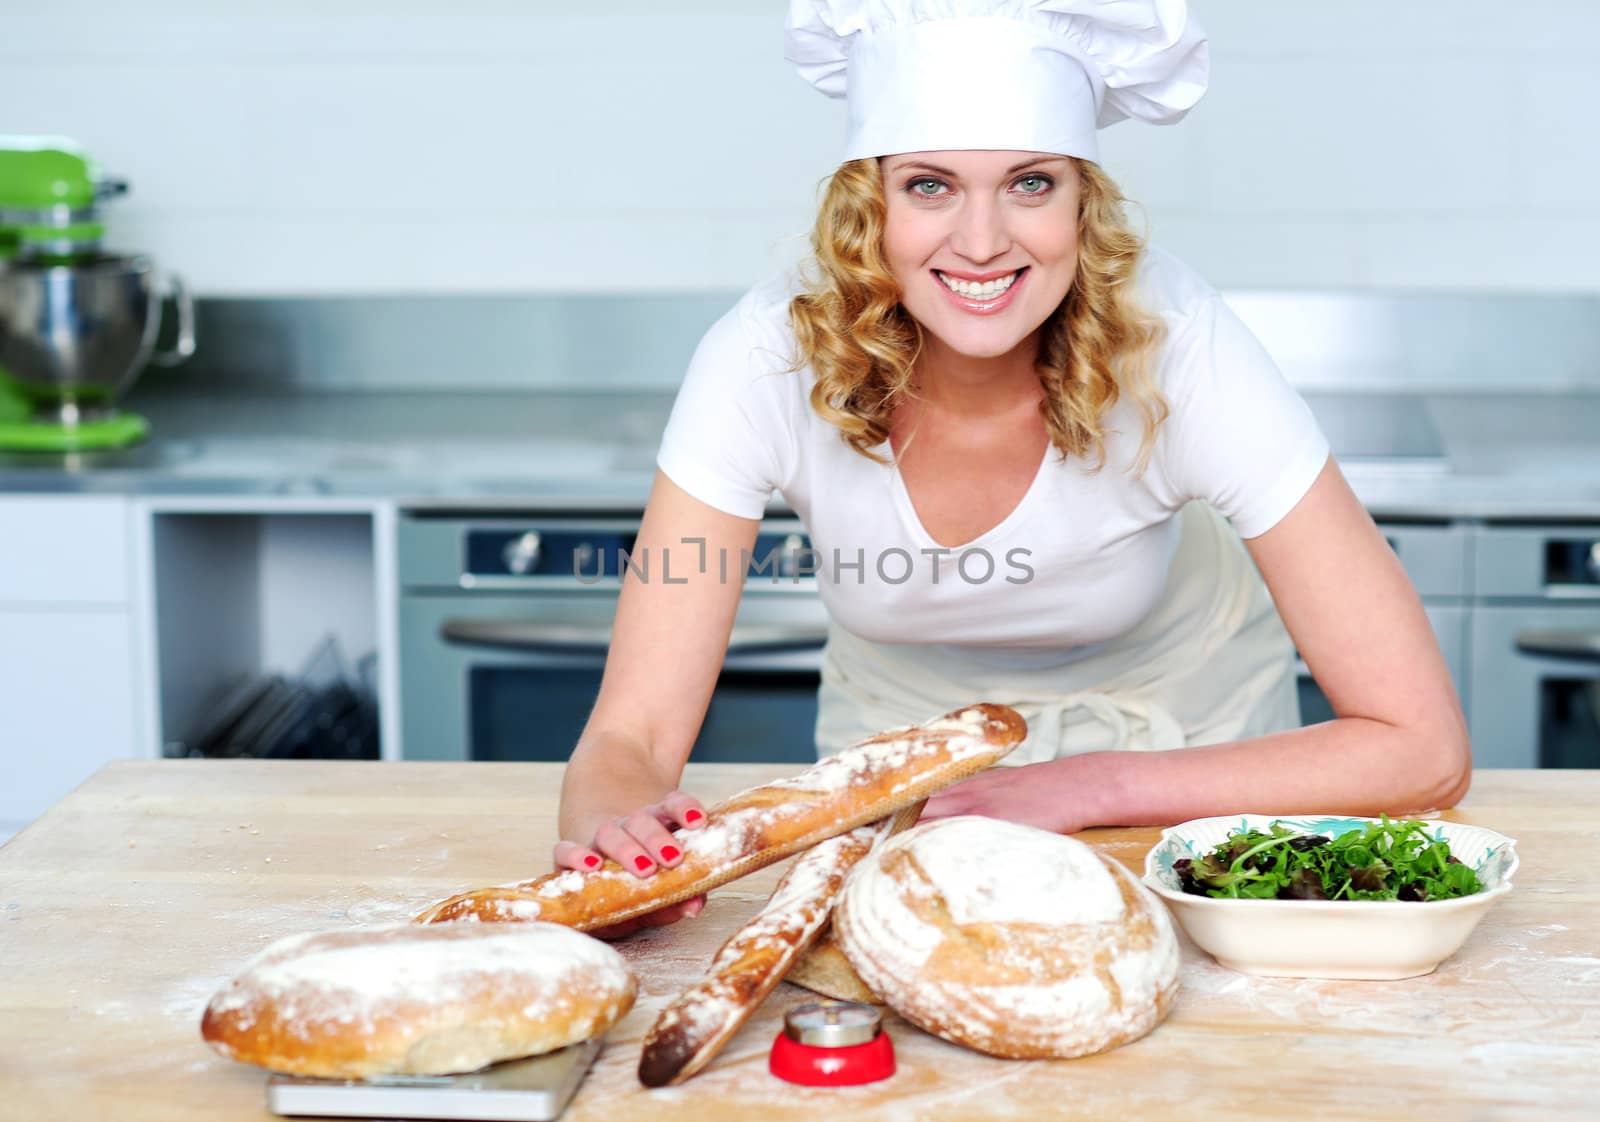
815, 501, 1299, 762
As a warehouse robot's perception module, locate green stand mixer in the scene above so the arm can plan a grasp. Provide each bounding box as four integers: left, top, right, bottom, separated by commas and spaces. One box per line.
0, 135, 195, 452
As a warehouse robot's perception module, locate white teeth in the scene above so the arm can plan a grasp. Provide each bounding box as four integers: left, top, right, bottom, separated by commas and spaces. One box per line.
937, 270, 1019, 299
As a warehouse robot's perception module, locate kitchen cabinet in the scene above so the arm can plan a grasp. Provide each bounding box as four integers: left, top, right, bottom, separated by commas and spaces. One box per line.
0, 495, 132, 603
0, 609, 139, 830
148, 509, 385, 759
3, 498, 396, 836
0, 496, 141, 834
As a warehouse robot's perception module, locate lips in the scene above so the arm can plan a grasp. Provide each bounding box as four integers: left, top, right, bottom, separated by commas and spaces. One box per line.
931, 266, 1028, 314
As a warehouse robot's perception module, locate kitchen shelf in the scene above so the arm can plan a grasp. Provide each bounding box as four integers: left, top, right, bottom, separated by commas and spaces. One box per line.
150, 511, 380, 759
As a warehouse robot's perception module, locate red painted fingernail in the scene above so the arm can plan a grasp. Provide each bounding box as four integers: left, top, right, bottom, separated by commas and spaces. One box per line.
685, 809, 704, 824
660, 845, 681, 862
583, 855, 600, 869
634, 855, 653, 872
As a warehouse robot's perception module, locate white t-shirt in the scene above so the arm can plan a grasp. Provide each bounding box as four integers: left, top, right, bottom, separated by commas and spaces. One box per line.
656, 247, 1329, 652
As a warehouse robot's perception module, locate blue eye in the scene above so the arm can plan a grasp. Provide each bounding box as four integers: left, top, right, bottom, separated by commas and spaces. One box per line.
1016, 174, 1052, 195
909, 177, 947, 197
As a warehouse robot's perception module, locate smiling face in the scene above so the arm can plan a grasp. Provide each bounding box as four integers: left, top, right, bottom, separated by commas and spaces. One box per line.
880, 150, 1080, 367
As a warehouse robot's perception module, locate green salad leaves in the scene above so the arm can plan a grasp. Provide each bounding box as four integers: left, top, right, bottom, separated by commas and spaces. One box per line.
1173, 818, 1482, 902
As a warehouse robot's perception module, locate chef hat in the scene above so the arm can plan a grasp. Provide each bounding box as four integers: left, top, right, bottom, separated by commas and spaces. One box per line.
784, 0, 1209, 163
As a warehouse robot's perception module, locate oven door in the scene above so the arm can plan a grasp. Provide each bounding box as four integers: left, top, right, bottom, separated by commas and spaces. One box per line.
399, 592, 826, 763
1469, 604, 1600, 769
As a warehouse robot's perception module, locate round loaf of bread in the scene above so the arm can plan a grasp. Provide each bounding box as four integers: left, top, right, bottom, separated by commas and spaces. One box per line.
833, 816, 1179, 1059
201, 922, 636, 1078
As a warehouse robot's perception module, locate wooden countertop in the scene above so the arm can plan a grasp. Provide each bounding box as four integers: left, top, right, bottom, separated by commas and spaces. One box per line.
2, 762, 1595, 1121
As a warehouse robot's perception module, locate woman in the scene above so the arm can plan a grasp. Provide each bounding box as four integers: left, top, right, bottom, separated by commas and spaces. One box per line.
555, 1, 1470, 934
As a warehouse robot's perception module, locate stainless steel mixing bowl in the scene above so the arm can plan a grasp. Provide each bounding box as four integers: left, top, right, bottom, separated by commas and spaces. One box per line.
0, 254, 194, 422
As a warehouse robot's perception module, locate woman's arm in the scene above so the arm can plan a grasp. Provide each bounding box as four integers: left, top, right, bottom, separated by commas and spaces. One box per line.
555, 470, 760, 893
924, 456, 1472, 831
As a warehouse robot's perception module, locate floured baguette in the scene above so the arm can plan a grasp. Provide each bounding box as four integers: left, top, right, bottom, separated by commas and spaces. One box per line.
636, 823, 880, 1086
635, 800, 922, 1087
415, 703, 1025, 930
784, 922, 882, 1005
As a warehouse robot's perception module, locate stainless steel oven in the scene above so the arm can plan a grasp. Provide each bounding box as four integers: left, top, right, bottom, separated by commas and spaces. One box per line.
1467, 525, 1600, 769
397, 513, 828, 763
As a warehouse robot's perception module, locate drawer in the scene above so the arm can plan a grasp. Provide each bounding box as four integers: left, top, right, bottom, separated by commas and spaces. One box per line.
1473, 524, 1600, 599
0, 497, 132, 605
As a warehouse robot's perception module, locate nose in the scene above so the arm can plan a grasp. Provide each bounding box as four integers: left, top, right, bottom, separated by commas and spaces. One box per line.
948, 192, 1011, 264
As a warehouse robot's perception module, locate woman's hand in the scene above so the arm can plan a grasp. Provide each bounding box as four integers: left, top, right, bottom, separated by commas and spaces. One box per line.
553, 790, 709, 939
920, 760, 1092, 834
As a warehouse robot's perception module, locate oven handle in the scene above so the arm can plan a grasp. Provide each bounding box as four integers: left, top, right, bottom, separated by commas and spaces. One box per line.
1514, 628, 1600, 664
438, 619, 830, 658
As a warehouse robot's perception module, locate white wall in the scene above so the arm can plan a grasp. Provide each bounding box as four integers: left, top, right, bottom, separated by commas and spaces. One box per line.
5, 1, 1598, 295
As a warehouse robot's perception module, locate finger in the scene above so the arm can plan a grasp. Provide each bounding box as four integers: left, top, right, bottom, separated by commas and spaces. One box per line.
593, 819, 658, 878
656, 791, 708, 830
552, 839, 604, 872
621, 809, 686, 869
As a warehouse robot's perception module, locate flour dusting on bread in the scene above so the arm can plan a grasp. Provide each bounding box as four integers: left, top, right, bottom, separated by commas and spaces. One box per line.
636, 824, 884, 1086
201, 922, 635, 1078
835, 816, 1179, 1059
415, 704, 1026, 929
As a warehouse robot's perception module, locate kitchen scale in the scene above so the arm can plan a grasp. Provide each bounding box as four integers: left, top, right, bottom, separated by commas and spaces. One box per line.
0, 134, 193, 453
266, 1037, 603, 1122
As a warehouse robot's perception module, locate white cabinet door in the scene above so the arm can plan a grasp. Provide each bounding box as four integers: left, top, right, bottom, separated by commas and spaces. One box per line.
0, 495, 138, 833
0, 497, 130, 605
0, 608, 139, 832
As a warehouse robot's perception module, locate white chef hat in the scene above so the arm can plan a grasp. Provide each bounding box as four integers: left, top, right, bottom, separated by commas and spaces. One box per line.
784, 0, 1209, 163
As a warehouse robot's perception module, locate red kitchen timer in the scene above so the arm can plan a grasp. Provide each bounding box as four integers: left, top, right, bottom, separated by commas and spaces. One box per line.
769, 1000, 895, 1087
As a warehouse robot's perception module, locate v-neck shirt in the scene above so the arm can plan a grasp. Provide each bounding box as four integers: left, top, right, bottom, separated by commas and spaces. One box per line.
655, 247, 1329, 651
883, 432, 1053, 551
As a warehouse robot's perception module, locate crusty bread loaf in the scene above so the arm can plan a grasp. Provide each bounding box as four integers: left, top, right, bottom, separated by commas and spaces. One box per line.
415, 704, 1026, 930
783, 922, 883, 1005
833, 816, 1180, 1060
200, 922, 635, 1078
636, 822, 883, 1087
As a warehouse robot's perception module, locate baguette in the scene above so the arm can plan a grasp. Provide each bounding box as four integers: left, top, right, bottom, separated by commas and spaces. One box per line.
415, 703, 1025, 930
635, 800, 923, 1087
636, 823, 880, 1086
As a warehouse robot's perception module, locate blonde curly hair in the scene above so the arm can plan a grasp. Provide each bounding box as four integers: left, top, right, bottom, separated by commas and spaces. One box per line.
787, 157, 1168, 472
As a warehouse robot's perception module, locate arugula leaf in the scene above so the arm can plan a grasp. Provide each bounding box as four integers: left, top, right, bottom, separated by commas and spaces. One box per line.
1177, 817, 1483, 902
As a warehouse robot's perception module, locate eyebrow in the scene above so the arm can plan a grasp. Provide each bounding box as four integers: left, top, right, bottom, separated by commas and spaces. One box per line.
889, 156, 1067, 177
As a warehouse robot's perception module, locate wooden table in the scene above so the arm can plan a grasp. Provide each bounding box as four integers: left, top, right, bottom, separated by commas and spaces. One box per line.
1, 762, 1595, 1121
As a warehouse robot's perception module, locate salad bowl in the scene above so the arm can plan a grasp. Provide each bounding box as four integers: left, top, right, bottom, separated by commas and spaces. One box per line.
1142, 815, 1519, 979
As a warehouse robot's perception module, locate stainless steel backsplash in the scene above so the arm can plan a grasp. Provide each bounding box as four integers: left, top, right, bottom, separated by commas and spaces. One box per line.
141, 289, 1600, 395
146, 292, 744, 394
